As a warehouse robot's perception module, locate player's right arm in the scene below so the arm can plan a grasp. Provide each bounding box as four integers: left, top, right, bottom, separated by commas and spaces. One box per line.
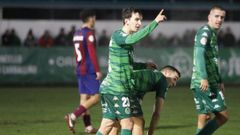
194, 29, 210, 91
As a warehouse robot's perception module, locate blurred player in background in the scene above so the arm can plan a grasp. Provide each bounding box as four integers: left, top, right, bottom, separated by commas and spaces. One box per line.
65, 9, 102, 134
190, 5, 228, 135
96, 7, 166, 135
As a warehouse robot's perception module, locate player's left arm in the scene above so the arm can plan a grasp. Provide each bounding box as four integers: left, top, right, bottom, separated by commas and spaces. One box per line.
86, 31, 101, 79
217, 66, 225, 92
217, 72, 225, 92
147, 97, 164, 135
220, 83, 225, 93
113, 21, 158, 46
147, 74, 168, 135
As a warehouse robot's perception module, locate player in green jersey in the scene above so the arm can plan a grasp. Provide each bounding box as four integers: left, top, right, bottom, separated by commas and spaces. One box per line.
107, 65, 181, 135
132, 65, 181, 135
190, 5, 228, 135
96, 8, 166, 135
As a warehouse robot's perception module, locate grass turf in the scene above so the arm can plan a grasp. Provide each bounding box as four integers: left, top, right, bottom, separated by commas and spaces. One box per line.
0, 86, 239, 135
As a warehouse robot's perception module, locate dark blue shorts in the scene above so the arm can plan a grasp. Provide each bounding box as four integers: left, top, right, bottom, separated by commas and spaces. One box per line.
77, 74, 100, 95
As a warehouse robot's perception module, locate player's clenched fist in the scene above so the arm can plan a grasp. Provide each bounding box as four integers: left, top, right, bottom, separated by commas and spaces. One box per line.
155, 9, 167, 23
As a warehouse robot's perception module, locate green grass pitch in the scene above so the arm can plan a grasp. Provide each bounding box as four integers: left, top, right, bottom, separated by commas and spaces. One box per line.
0, 86, 239, 135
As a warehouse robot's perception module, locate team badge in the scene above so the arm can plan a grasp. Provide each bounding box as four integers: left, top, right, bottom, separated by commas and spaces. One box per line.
125, 107, 131, 114
88, 35, 94, 42
200, 37, 207, 45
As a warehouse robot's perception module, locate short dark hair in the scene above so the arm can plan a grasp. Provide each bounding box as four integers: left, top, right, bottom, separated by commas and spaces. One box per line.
80, 9, 96, 23
122, 7, 142, 24
161, 65, 181, 78
210, 5, 225, 13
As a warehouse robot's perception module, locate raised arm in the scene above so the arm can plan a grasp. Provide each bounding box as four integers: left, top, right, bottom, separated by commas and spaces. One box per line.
114, 9, 167, 46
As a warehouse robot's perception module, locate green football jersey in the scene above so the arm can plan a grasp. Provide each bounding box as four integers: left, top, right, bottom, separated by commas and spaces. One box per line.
133, 69, 168, 99
100, 21, 158, 95
191, 24, 222, 89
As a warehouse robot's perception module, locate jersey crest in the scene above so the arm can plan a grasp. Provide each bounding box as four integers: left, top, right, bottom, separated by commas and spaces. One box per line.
88, 35, 94, 42
200, 37, 207, 45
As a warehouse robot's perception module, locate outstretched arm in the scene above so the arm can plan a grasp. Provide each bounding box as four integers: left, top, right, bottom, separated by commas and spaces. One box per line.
147, 97, 164, 135
114, 9, 167, 46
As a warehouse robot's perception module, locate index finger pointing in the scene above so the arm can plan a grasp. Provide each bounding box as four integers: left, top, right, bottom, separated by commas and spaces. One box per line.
160, 9, 164, 15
